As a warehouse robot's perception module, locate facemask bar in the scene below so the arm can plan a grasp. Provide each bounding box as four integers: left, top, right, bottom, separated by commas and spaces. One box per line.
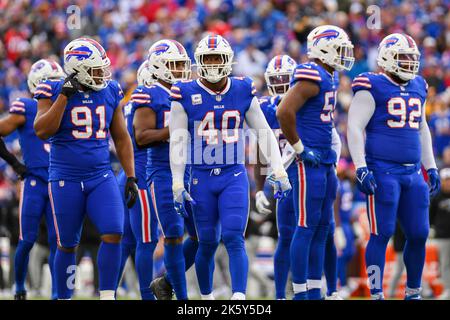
265, 73, 292, 96
196, 53, 232, 83
82, 59, 112, 90
334, 43, 355, 71
394, 52, 420, 80
165, 58, 192, 82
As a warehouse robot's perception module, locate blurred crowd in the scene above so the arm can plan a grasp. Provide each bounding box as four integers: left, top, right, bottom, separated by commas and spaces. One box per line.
0, 0, 450, 299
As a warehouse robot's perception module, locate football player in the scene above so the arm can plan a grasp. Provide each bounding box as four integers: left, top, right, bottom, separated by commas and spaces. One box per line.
116, 60, 158, 300
347, 33, 439, 300
253, 54, 297, 299
277, 25, 354, 300
169, 34, 291, 300
132, 40, 198, 300
0, 59, 64, 300
33, 37, 138, 300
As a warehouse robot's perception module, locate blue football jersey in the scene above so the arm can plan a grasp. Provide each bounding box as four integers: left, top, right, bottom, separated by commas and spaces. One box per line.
122, 100, 146, 179
290, 62, 339, 164
170, 77, 256, 168
130, 83, 171, 175
34, 79, 124, 181
352, 72, 427, 171
9, 97, 50, 180
258, 95, 288, 153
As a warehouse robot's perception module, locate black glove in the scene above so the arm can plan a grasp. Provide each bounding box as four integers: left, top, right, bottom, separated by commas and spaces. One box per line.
61, 72, 81, 98
125, 177, 139, 208
12, 161, 27, 180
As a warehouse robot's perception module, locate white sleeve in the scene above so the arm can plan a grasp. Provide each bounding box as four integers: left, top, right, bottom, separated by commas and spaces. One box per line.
331, 127, 342, 163
347, 90, 376, 169
169, 101, 189, 188
245, 96, 285, 176
420, 102, 437, 170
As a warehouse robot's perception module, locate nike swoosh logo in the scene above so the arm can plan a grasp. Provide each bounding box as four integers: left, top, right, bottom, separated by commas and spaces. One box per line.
234, 172, 243, 177
303, 65, 312, 68
103, 173, 109, 178
136, 88, 143, 92
308, 151, 314, 155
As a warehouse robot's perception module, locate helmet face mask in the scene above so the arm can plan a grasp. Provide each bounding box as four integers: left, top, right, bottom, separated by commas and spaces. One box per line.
195, 35, 234, 84
333, 43, 355, 71
377, 33, 421, 81
148, 40, 191, 84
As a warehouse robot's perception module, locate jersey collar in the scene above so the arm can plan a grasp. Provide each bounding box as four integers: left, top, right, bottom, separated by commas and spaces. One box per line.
381, 72, 409, 88
154, 81, 172, 95
196, 78, 231, 96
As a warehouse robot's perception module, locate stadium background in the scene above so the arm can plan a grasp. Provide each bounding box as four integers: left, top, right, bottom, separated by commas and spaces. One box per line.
0, 0, 449, 299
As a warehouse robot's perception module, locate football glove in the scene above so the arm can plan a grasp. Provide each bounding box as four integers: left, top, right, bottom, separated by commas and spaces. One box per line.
124, 177, 138, 208
356, 167, 377, 195
427, 168, 440, 197
61, 72, 82, 98
267, 171, 292, 200
298, 146, 321, 167
173, 182, 195, 218
255, 191, 272, 215
12, 161, 27, 180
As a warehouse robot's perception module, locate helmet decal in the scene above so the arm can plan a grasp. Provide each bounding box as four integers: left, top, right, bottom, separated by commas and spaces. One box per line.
149, 43, 171, 56
384, 37, 399, 48
207, 35, 218, 49
65, 46, 93, 62
313, 29, 340, 46
78, 37, 107, 59
31, 60, 47, 72
274, 55, 283, 70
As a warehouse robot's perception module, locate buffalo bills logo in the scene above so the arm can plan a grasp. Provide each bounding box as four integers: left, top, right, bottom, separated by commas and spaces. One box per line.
384, 37, 399, 48
149, 43, 170, 56
65, 46, 93, 62
31, 61, 46, 72
313, 29, 340, 46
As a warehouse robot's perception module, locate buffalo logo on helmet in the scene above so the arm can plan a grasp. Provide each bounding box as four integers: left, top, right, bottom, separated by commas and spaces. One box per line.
313, 29, 340, 46
149, 43, 170, 56
65, 46, 93, 62
383, 37, 399, 48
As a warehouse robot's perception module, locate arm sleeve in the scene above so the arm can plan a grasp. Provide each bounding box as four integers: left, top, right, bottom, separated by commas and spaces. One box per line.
331, 127, 342, 163
245, 96, 285, 175
169, 101, 189, 188
420, 102, 437, 170
347, 90, 376, 169
0, 138, 20, 166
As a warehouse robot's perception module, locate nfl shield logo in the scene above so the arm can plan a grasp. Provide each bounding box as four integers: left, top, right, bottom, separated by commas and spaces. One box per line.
30, 180, 36, 187
191, 94, 202, 105
59, 180, 65, 187
193, 178, 198, 185
213, 168, 221, 175
215, 95, 222, 102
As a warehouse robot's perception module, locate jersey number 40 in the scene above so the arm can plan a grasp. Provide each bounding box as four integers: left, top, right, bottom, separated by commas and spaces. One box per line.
197, 110, 240, 144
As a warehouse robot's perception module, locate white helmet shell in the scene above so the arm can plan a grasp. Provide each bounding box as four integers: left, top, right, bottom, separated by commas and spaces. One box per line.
194, 35, 234, 83
264, 55, 296, 96
137, 61, 154, 87
377, 33, 420, 81
307, 25, 354, 71
27, 59, 65, 94
63, 37, 111, 91
147, 40, 191, 84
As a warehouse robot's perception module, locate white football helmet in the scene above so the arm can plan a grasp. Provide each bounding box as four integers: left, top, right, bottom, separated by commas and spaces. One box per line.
377, 33, 420, 81
63, 37, 111, 91
307, 25, 354, 71
264, 55, 296, 96
27, 59, 65, 94
137, 61, 154, 87
147, 40, 191, 84
194, 35, 234, 83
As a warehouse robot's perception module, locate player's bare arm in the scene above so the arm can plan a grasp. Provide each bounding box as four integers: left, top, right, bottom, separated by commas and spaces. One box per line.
110, 105, 135, 179
34, 96, 67, 139
0, 114, 25, 136
276, 80, 319, 149
134, 107, 169, 147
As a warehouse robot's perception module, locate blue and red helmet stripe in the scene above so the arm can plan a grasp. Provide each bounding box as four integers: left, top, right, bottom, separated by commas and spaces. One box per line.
170, 40, 186, 54
274, 55, 283, 70
208, 35, 218, 49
